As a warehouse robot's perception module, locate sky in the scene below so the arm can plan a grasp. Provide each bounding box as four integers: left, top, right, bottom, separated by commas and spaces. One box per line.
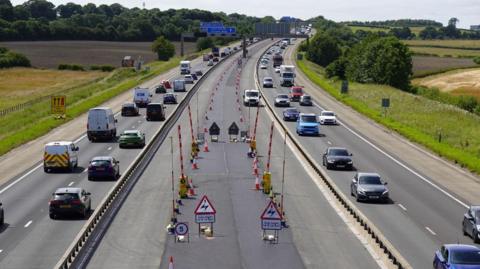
11, 0, 480, 29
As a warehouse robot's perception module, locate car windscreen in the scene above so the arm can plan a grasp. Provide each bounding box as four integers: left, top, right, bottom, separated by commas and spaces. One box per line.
286, 109, 298, 113
246, 92, 259, 97
54, 193, 79, 200
292, 88, 302, 93
302, 96, 311, 100
264, 78, 272, 82
136, 93, 145, 97
181, 64, 189, 67
322, 112, 335, 117
450, 249, 480, 264
329, 149, 349, 156
283, 73, 294, 78
277, 95, 288, 99
300, 115, 316, 123
123, 132, 138, 137
359, 176, 382, 185
91, 160, 111, 166
148, 105, 162, 111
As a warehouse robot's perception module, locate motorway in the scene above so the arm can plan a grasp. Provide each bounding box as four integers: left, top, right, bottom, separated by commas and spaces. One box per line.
256, 40, 476, 268
0, 42, 242, 268
85, 40, 381, 268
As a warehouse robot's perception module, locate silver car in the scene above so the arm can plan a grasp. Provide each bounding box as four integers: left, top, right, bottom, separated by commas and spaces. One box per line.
463, 206, 480, 243
263, 77, 274, 88
351, 172, 389, 203
274, 94, 290, 107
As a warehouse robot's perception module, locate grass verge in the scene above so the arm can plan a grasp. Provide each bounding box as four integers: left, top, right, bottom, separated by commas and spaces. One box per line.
296, 54, 480, 174
0, 57, 180, 156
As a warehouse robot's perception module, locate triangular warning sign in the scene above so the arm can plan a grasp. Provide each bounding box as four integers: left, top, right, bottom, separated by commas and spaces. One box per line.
194, 195, 216, 215
260, 200, 282, 220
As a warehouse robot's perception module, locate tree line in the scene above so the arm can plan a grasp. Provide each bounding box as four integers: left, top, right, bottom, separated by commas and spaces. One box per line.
344, 19, 443, 28
0, 0, 262, 41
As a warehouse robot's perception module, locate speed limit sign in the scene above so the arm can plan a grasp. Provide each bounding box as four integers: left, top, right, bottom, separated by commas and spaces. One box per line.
175, 222, 189, 236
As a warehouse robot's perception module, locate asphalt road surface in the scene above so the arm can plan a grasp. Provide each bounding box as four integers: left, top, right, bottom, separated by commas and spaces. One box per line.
0, 43, 239, 269
86, 40, 380, 269
257, 41, 473, 268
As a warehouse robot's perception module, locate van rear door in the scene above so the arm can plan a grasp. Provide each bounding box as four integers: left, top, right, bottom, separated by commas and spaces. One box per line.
88, 109, 106, 131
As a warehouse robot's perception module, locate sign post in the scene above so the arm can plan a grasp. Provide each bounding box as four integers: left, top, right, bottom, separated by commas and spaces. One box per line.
260, 200, 282, 243
51, 95, 66, 119
174, 222, 189, 243
194, 195, 216, 236
382, 98, 390, 117
209, 122, 220, 142
228, 122, 239, 142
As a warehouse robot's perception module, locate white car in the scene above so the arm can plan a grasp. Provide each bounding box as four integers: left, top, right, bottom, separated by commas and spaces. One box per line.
260, 63, 267, 69
184, 75, 194, 84
275, 67, 281, 73
319, 111, 337, 125
274, 94, 290, 107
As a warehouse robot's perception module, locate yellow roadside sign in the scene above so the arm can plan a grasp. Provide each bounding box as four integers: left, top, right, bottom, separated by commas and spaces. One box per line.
51, 95, 66, 114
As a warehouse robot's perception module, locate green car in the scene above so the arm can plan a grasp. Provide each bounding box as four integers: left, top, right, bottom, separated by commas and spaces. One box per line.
119, 130, 145, 148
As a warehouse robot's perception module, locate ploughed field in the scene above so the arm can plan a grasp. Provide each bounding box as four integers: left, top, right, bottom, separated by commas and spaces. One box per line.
412, 56, 477, 76
0, 40, 196, 69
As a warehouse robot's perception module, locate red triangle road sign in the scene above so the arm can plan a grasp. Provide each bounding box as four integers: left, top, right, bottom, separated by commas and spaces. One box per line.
260, 200, 282, 220
194, 195, 216, 215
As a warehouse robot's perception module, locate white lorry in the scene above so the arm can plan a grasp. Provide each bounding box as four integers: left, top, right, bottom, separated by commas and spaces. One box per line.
280, 65, 296, 87
87, 107, 117, 141
133, 87, 152, 107
180, 60, 191, 74
243, 89, 261, 107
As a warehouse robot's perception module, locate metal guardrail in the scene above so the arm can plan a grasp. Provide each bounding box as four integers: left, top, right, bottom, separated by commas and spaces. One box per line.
254, 43, 412, 269
53, 43, 248, 269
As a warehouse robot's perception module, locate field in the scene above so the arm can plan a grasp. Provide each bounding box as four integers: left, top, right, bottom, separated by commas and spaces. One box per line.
349, 26, 389, 33
0, 41, 196, 69
408, 46, 480, 58
411, 56, 477, 77
413, 68, 480, 97
404, 39, 480, 49
297, 55, 480, 174
0, 68, 106, 109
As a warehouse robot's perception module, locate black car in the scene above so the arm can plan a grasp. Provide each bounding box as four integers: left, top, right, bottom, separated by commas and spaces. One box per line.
283, 108, 300, 121
0, 201, 4, 226
49, 187, 91, 219
146, 103, 166, 121
121, 102, 139, 116
191, 73, 198, 80
163, 93, 177, 104
323, 147, 353, 170
88, 156, 120, 180
155, 84, 167, 94
350, 172, 389, 202
213, 57, 219, 62
195, 70, 203, 77
463, 206, 480, 243
300, 95, 313, 106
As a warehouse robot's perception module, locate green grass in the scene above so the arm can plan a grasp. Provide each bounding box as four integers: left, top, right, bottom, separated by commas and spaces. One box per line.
349, 26, 390, 33
296, 53, 480, 174
0, 57, 180, 155
404, 39, 480, 49
408, 46, 480, 58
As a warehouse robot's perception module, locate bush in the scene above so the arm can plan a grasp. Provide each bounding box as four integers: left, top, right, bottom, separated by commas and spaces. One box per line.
196, 37, 214, 52
58, 64, 85, 71
306, 32, 341, 67
152, 36, 175, 61
457, 96, 478, 113
0, 51, 31, 68
474, 57, 480, 65
90, 65, 115, 72
325, 57, 348, 79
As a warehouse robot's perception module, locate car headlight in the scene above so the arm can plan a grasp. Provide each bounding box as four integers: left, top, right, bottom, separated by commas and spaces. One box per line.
382, 190, 389, 195
347, 160, 353, 164
476, 225, 480, 231
327, 159, 335, 163
357, 188, 365, 195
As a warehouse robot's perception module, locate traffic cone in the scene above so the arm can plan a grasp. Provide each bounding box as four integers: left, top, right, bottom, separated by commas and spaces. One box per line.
188, 178, 196, 196
168, 256, 174, 269
203, 138, 209, 152
204, 127, 208, 133
252, 158, 258, 175
255, 174, 260, 190
192, 158, 199, 170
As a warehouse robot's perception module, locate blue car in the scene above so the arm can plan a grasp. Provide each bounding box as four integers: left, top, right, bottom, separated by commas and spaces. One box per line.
296, 113, 319, 136
283, 108, 300, 121
88, 156, 120, 180
163, 93, 177, 104
434, 244, 480, 269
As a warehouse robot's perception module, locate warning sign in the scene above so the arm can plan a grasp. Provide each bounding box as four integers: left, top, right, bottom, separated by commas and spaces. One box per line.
51, 95, 66, 114
260, 200, 282, 230
194, 195, 216, 224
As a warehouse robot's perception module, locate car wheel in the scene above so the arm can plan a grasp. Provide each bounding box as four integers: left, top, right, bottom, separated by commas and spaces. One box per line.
474, 230, 480, 243
462, 221, 468, 236
49, 213, 55, 219
44, 166, 49, 173
350, 186, 354, 196
355, 191, 360, 202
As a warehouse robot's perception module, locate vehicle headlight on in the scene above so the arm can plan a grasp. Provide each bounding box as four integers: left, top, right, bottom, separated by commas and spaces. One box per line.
347, 160, 353, 164
382, 190, 389, 195
327, 159, 335, 163
476, 225, 480, 231
357, 188, 366, 195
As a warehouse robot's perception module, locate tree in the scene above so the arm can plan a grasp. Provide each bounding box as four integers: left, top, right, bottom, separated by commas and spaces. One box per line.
448, 17, 459, 27
389, 27, 413, 39
196, 37, 213, 51
22, 0, 55, 20
419, 26, 438, 39
346, 36, 412, 90
152, 36, 175, 61
56, 3, 83, 18
306, 32, 341, 67
0, 0, 14, 21
260, 16, 275, 24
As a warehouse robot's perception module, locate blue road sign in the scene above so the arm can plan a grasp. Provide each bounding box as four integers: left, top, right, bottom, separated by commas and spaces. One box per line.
201, 22, 224, 32
206, 27, 236, 35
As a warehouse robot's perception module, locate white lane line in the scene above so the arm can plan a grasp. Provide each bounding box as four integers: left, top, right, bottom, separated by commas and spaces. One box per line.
24, 220, 33, 228
425, 227, 437, 236
398, 204, 407, 211
83, 168, 88, 173
107, 146, 112, 151
312, 101, 469, 209
68, 181, 75, 187
131, 125, 135, 128
0, 249, 3, 254
327, 141, 332, 145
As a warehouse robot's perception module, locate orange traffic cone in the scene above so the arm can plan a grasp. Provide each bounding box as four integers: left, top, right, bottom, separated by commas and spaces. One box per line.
168, 256, 174, 269
188, 178, 196, 196
192, 158, 199, 170
252, 157, 258, 175
204, 139, 209, 152
255, 174, 260, 190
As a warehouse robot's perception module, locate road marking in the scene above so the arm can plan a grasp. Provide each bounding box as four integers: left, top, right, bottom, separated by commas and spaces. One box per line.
327, 141, 332, 145
0, 249, 3, 254
312, 101, 469, 209
68, 181, 75, 187
425, 227, 436, 236
107, 147, 112, 151
398, 204, 407, 211
83, 168, 88, 173
24, 220, 32, 228
131, 125, 135, 128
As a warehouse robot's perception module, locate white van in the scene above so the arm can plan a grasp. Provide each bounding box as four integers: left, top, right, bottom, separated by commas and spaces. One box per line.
243, 89, 261, 106
43, 141, 79, 172
180, 60, 191, 74
173, 80, 186, 92
133, 87, 152, 107
87, 107, 117, 141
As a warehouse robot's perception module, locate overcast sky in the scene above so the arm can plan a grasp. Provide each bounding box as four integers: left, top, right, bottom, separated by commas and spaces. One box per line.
11, 0, 480, 29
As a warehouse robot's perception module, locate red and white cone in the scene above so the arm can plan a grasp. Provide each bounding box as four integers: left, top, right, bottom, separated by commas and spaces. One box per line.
168, 256, 174, 269
192, 158, 199, 170
252, 157, 258, 175
203, 138, 209, 152
255, 174, 260, 190
188, 178, 196, 196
